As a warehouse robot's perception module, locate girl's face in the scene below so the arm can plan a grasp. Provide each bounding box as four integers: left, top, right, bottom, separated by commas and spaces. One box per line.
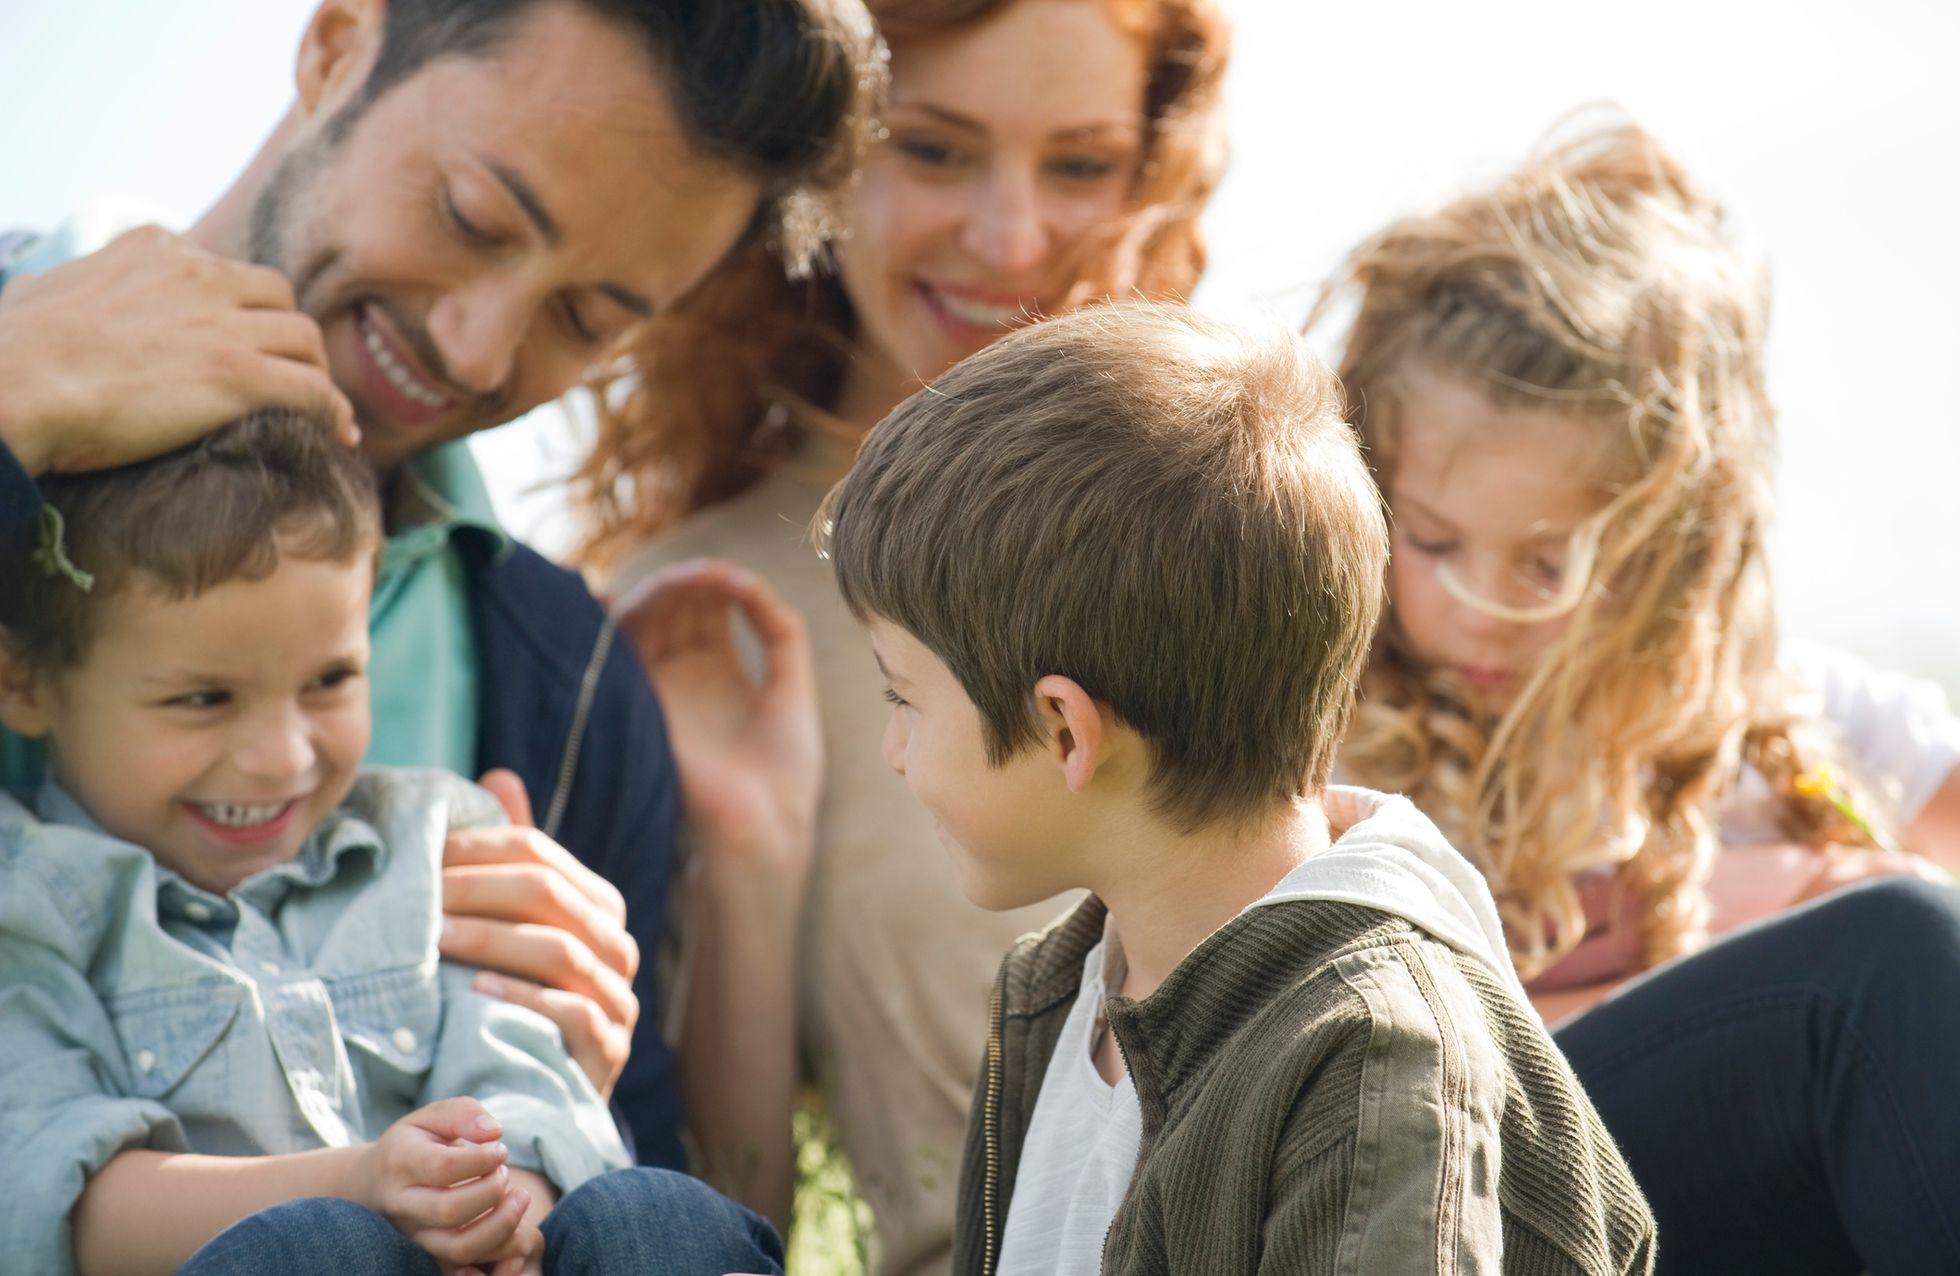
4, 550, 374, 896
836, 0, 1150, 386
1382, 366, 1610, 712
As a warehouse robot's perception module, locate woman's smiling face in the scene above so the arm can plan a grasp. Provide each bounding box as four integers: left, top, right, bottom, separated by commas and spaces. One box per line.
835, 0, 1150, 384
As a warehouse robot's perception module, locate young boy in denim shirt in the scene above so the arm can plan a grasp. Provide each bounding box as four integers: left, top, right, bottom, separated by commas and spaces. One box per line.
816, 304, 1657, 1274
0, 411, 778, 1275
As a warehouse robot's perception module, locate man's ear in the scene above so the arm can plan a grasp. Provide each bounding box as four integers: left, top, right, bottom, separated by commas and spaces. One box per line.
295, 0, 388, 117
0, 638, 53, 739
1031, 675, 1111, 796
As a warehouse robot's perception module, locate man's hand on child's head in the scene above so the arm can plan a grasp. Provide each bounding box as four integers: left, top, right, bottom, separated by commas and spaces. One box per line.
0, 225, 359, 476
440, 769, 640, 1099
358, 1097, 537, 1269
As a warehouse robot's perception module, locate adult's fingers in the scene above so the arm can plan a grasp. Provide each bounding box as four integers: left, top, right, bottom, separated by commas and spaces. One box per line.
441, 861, 638, 980
443, 825, 627, 923
238, 307, 331, 370
208, 252, 300, 312
233, 349, 359, 445
713, 567, 815, 699
477, 767, 536, 828
440, 915, 639, 1031
473, 970, 628, 1096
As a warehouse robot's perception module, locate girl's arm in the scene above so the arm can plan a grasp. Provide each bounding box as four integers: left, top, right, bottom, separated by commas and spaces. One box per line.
1907, 767, 1960, 867
1532, 840, 1952, 1028
615, 561, 823, 1233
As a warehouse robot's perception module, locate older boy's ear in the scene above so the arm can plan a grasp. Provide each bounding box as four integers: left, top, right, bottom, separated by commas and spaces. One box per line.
0, 637, 52, 738
1032, 675, 1107, 795
295, 0, 387, 116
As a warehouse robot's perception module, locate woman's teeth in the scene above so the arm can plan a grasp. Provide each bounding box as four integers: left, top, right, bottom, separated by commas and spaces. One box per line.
931, 289, 1033, 330
363, 321, 451, 408
195, 801, 289, 829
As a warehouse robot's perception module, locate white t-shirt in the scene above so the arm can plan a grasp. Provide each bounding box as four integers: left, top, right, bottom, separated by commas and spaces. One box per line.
994, 931, 1142, 1276
1720, 642, 1960, 844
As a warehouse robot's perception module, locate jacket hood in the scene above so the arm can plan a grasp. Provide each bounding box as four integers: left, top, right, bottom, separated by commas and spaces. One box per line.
1244, 786, 1525, 996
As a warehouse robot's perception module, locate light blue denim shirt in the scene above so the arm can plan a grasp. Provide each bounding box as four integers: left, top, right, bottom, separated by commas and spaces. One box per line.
0, 767, 629, 1276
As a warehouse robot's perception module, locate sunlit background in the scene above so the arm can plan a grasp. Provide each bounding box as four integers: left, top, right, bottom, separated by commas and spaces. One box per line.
6, 0, 1956, 694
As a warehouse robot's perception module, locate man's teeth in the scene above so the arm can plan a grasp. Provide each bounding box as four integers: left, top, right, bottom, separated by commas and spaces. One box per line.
932, 290, 1031, 330
362, 321, 451, 408
196, 801, 289, 829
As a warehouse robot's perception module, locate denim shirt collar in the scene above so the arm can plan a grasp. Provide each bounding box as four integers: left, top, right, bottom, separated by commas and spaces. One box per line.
33, 776, 389, 925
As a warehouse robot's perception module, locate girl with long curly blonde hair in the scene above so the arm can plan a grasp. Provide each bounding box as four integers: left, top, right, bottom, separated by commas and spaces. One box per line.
1320, 118, 1960, 1275
572, 2, 1231, 1267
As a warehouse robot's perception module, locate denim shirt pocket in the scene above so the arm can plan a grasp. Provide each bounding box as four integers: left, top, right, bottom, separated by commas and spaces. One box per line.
333, 966, 442, 1107
108, 982, 243, 1103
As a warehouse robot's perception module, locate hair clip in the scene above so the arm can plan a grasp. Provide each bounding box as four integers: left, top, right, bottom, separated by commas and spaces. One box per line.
1793, 765, 1902, 855
32, 504, 95, 592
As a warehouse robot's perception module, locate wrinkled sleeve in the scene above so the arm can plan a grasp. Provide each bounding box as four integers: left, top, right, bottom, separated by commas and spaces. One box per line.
0, 932, 186, 1276
419, 964, 630, 1196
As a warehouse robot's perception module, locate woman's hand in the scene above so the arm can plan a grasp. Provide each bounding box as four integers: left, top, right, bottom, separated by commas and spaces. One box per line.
0, 225, 357, 474
355, 1098, 537, 1271
615, 559, 824, 881
440, 770, 639, 1099
619, 559, 822, 1231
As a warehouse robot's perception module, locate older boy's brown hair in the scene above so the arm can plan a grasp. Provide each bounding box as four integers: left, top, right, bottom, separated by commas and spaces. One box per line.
820, 303, 1387, 831
0, 408, 381, 672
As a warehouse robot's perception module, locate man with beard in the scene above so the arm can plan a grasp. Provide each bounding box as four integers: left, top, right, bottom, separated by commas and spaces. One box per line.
0, 0, 877, 1181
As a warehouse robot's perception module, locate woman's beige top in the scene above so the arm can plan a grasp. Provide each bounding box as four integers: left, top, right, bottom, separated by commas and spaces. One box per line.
611, 436, 1075, 1276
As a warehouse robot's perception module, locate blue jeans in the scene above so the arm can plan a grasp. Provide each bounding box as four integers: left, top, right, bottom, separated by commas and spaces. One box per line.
1554, 878, 1960, 1275
177, 1167, 784, 1275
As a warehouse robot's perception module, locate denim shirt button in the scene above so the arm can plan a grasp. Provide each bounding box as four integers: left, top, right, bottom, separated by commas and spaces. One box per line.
392, 1027, 418, 1053
183, 901, 212, 923
134, 1049, 156, 1073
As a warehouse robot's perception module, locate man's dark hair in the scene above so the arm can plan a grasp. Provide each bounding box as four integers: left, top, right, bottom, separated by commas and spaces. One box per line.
347, 0, 882, 268
0, 410, 381, 672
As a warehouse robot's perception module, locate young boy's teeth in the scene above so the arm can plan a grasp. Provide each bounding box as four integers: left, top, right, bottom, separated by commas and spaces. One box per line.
362, 322, 450, 408
933, 291, 1028, 330
196, 801, 288, 829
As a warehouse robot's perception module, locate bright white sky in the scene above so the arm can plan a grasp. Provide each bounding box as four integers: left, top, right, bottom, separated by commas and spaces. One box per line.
5, 0, 1957, 694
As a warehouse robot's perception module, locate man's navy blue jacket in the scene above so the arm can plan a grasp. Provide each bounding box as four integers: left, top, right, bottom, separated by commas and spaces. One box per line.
0, 444, 686, 1170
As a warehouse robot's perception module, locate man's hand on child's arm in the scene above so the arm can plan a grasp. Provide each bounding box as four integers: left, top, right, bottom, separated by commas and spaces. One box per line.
358, 1098, 539, 1270
439, 769, 640, 1099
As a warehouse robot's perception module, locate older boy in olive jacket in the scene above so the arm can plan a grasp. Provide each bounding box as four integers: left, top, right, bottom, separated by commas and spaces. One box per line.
818, 304, 1655, 1276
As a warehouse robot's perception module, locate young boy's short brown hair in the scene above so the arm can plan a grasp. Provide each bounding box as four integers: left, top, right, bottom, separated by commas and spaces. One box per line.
821, 302, 1388, 831
0, 408, 381, 672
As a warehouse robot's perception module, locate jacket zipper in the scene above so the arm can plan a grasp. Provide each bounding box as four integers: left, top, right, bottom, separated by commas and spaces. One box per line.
983, 967, 1007, 1276
541, 613, 617, 839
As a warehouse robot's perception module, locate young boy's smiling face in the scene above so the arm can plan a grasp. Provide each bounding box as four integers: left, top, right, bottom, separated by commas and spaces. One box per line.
8, 548, 374, 895
868, 617, 1077, 911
